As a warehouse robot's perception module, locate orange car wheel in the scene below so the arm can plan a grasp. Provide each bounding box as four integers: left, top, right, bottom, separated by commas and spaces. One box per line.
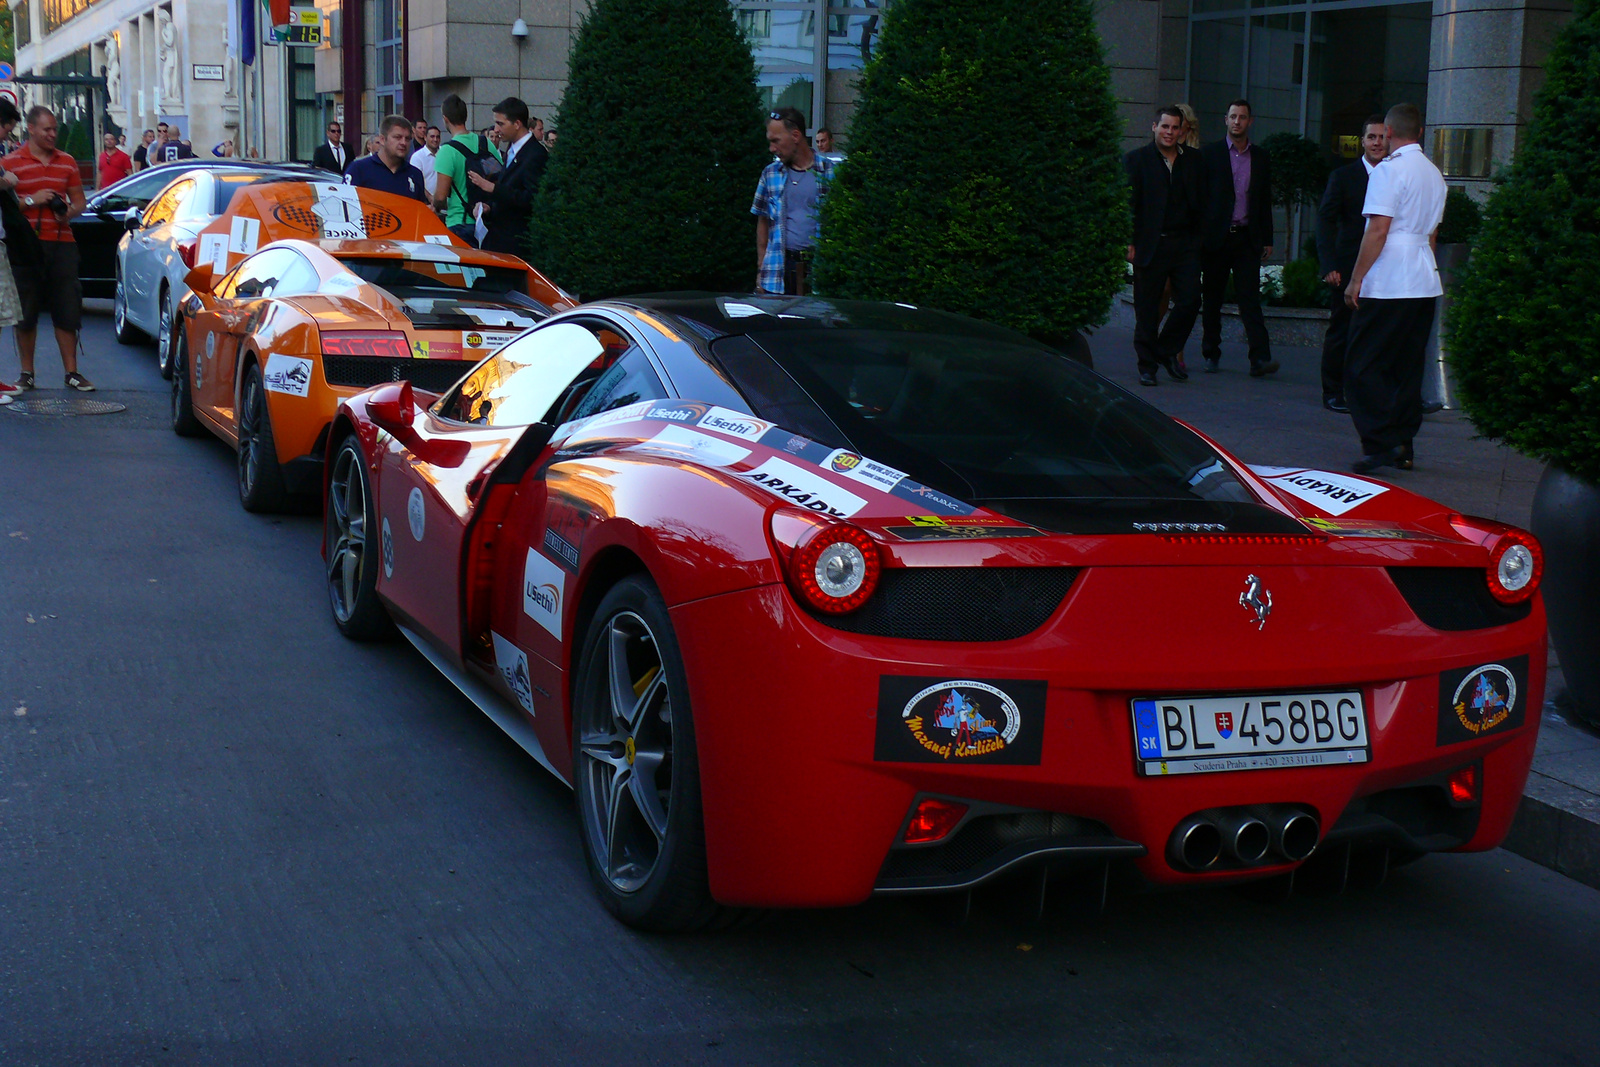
237, 362, 290, 514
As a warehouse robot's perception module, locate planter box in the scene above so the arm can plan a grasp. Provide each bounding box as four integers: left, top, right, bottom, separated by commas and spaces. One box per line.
1113, 287, 1331, 348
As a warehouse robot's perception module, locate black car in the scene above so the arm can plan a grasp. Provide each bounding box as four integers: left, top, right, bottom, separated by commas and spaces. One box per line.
73, 161, 339, 298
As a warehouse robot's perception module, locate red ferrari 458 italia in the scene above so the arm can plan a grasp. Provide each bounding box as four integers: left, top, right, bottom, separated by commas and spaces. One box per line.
323, 295, 1545, 930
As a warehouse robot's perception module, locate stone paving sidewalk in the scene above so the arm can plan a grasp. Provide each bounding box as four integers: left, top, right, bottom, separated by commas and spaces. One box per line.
1085, 321, 1599, 890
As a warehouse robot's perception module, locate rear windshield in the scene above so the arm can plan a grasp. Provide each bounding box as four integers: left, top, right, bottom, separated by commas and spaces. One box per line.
337, 257, 529, 294
720, 329, 1254, 512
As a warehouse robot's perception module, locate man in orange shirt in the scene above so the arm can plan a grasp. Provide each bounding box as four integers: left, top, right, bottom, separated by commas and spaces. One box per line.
6, 106, 91, 391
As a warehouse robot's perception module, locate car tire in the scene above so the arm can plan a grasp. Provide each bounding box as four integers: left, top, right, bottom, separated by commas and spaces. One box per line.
156, 286, 176, 380
237, 362, 289, 513
572, 575, 731, 932
113, 269, 140, 345
324, 435, 395, 640
170, 326, 202, 437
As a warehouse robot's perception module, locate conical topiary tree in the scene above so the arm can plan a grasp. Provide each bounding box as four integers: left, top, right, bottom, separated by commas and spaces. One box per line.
526, 0, 769, 299
813, 0, 1129, 343
1446, 0, 1600, 482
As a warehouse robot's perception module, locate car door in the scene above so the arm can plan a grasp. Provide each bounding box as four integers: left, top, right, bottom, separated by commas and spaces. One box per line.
194, 247, 297, 433
374, 320, 628, 678
127, 178, 194, 327
484, 323, 673, 740
77, 169, 180, 298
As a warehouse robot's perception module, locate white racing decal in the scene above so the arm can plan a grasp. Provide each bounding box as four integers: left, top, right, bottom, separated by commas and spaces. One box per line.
491, 631, 536, 714
462, 329, 520, 351
309, 182, 367, 240
1249, 466, 1390, 516
262, 354, 312, 397
407, 487, 426, 541
741, 457, 866, 518
198, 233, 229, 274
423, 234, 455, 246
523, 549, 566, 639
630, 424, 751, 468
824, 449, 906, 493
228, 215, 260, 255
697, 407, 773, 442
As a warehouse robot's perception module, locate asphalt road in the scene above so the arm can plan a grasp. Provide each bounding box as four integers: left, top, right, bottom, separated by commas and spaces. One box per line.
2, 314, 1597, 1066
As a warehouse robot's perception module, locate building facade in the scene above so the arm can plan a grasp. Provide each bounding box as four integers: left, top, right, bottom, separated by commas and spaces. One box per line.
12, 0, 1574, 192
12, 0, 306, 164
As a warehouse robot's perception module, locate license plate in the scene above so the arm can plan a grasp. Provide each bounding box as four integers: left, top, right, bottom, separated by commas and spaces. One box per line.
1130, 692, 1368, 776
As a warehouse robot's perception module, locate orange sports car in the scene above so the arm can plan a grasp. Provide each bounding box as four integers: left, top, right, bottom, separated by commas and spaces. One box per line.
171, 181, 574, 511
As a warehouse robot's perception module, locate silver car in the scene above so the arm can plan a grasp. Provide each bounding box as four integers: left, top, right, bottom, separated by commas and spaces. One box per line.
114, 164, 336, 378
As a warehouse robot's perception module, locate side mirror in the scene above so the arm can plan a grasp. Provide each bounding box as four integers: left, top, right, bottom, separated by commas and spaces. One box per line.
184, 263, 216, 296
122, 207, 142, 232
367, 380, 416, 437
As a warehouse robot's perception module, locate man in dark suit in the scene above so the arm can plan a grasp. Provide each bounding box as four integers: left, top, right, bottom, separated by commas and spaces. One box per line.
470, 97, 548, 256
1123, 106, 1206, 387
1200, 99, 1276, 376
311, 121, 353, 174
1315, 115, 1388, 413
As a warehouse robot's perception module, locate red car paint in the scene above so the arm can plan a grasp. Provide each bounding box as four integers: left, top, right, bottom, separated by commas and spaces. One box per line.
327, 300, 1545, 909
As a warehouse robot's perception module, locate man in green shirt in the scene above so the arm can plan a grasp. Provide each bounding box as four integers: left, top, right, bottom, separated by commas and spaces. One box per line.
432, 93, 503, 247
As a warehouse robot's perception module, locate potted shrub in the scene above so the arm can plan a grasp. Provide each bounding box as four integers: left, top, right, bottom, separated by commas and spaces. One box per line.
526, 0, 770, 297
814, 0, 1127, 360
1445, 0, 1600, 724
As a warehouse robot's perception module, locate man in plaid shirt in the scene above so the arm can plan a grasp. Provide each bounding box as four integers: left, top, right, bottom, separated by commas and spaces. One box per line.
751, 107, 834, 295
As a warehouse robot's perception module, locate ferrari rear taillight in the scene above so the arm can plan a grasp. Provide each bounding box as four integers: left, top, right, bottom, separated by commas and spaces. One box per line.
321, 331, 411, 358
1448, 513, 1543, 605
1448, 765, 1480, 804
904, 798, 968, 844
177, 239, 198, 269
787, 522, 880, 614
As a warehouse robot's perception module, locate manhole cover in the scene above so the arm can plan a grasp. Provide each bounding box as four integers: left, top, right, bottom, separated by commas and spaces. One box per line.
4, 397, 128, 416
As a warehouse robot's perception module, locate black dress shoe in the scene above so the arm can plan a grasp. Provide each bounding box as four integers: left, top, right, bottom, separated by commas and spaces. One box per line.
1351, 446, 1406, 474
1249, 359, 1281, 378
1323, 396, 1349, 413
1161, 357, 1189, 382
1420, 400, 1445, 415
1138, 371, 1159, 387
1203, 356, 1220, 373
1395, 442, 1414, 470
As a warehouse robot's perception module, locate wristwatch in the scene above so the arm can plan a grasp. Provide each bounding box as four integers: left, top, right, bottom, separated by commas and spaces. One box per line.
22, 195, 31, 206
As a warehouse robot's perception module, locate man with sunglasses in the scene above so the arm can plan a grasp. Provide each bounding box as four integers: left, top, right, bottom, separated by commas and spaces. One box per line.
751, 107, 834, 295
313, 121, 352, 175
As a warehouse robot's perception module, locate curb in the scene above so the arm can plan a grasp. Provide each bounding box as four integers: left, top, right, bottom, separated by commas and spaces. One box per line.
1503, 770, 1600, 890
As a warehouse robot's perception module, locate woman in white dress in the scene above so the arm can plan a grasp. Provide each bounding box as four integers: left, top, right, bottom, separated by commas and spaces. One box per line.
0, 99, 26, 405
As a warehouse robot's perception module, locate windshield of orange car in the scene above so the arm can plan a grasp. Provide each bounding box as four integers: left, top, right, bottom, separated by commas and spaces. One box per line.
336, 257, 528, 294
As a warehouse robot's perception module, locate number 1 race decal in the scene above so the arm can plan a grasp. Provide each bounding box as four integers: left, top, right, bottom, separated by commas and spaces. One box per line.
874, 677, 1046, 765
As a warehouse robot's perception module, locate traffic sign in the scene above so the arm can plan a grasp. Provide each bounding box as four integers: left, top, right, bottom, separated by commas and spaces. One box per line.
0, 87, 19, 107
0, 62, 15, 81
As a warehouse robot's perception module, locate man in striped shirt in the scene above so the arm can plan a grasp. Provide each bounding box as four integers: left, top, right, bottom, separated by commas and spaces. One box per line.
5, 106, 91, 391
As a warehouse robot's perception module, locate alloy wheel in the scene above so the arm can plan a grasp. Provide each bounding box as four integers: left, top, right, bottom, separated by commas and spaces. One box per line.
157, 291, 172, 373
325, 446, 367, 624
238, 373, 262, 498
577, 611, 675, 895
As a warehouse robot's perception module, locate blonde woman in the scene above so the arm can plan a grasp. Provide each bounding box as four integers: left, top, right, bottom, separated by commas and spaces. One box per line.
1158, 103, 1204, 340
1177, 103, 1201, 151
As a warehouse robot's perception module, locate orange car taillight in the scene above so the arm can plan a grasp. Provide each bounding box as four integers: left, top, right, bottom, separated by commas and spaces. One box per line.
321, 331, 411, 358
1448, 513, 1544, 605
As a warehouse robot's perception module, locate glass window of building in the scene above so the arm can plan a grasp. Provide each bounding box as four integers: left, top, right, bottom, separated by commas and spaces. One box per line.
374, 0, 403, 120
734, 1, 895, 137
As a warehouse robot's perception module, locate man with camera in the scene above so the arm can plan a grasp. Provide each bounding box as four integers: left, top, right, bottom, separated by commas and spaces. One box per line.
5, 106, 91, 391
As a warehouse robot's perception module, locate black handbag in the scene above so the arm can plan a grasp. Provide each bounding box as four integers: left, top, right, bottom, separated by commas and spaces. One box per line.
0, 186, 45, 276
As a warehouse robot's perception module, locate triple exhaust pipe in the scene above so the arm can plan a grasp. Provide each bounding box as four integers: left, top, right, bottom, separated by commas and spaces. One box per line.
1168, 806, 1320, 871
